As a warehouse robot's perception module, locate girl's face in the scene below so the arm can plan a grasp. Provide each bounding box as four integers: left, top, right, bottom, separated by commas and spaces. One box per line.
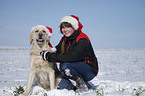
61, 24, 75, 37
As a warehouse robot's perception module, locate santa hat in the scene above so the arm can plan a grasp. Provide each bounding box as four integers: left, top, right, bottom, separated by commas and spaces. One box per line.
31, 25, 52, 37
60, 15, 83, 32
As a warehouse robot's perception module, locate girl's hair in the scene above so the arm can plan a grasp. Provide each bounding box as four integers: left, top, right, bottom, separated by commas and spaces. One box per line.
60, 22, 75, 33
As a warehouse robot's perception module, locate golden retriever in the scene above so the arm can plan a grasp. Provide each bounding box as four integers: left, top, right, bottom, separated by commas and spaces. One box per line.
23, 25, 60, 96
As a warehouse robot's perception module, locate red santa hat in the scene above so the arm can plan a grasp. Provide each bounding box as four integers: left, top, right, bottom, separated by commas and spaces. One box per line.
31, 25, 52, 37
60, 15, 83, 32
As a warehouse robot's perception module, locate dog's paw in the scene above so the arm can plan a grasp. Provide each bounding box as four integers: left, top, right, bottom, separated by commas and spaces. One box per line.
19, 94, 26, 96
22, 92, 29, 96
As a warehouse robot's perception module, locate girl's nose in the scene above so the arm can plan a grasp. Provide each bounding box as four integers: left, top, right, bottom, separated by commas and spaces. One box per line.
64, 27, 67, 31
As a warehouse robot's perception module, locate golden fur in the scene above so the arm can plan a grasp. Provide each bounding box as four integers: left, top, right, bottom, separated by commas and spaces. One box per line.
23, 25, 60, 96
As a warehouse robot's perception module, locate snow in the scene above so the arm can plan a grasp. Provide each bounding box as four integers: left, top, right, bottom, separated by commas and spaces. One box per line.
0, 47, 145, 96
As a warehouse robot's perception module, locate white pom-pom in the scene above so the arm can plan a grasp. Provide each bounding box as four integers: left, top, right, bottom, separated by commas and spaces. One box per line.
51, 48, 57, 52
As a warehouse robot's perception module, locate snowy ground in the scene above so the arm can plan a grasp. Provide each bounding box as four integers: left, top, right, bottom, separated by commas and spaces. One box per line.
0, 47, 145, 96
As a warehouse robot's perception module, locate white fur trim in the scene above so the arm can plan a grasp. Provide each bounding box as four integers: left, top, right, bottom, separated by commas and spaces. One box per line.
51, 48, 57, 52
31, 25, 52, 37
60, 16, 79, 30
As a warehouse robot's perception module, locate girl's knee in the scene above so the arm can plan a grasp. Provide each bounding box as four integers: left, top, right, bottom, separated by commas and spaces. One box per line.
60, 63, 71, 71
60, 63, 78, 79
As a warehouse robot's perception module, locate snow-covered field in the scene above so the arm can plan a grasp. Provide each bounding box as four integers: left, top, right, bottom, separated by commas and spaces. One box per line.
0, 47, 145, 96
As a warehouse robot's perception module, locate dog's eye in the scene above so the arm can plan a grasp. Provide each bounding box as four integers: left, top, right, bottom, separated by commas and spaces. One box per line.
35, 31, 38, 32
43, 31, 46, 33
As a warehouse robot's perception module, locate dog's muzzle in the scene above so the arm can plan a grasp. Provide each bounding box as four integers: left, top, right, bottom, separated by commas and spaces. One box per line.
37, 34, 44, 42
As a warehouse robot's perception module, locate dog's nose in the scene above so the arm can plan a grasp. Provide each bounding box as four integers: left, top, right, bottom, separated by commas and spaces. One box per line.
39, 34, 43, 39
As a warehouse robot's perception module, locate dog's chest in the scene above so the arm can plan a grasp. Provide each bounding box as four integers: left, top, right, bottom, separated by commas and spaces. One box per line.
31, 56, 49, 69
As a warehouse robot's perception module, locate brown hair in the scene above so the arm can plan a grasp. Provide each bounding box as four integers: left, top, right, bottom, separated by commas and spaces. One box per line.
60, 22, 75, 34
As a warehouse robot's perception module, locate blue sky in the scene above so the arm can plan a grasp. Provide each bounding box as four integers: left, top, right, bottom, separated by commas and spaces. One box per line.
0, 0, 145, 48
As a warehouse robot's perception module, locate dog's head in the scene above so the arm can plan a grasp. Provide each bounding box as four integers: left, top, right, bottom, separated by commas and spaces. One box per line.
30, 25, 52, 47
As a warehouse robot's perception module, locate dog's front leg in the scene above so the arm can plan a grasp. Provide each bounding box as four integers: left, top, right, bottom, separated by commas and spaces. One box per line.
49, 69, 55, 90
23, 71, 36, 96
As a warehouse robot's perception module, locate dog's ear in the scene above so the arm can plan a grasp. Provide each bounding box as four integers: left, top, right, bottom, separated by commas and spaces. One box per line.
30, 32, 34, 45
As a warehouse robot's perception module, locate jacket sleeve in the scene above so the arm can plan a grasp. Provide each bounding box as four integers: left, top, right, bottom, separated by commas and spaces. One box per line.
46, 38, 90, 62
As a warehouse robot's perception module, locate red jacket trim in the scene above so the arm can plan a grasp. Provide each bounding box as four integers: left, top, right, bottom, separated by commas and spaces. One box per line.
76, 32, 89, 43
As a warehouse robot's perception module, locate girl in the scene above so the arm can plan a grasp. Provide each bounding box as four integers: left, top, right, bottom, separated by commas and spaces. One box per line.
41, 15, 99, 92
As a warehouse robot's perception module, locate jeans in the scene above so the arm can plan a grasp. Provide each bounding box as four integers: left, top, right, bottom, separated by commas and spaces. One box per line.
57, 62, 95, 90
